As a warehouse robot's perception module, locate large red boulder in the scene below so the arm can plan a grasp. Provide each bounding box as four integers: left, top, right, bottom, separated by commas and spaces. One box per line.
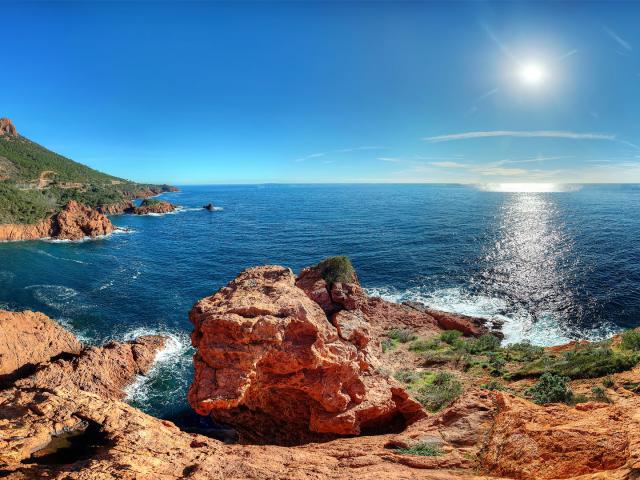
188, 265, 424, 444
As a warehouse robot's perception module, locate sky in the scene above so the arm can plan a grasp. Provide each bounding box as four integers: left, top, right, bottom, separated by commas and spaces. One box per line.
2, 1, 640, 184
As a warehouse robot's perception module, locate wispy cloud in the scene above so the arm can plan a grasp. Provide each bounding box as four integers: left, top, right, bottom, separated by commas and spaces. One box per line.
557, 49, 579, 61
377, 157, 402, 163
423, 130, 617, 143
335, 145, 385, 153
430, 161, 468, 168
604, 26, 632, 51
493, 155, 572, 166
294, 152, 325, 162
295, 146, 385, 162
471, 166, 529, 177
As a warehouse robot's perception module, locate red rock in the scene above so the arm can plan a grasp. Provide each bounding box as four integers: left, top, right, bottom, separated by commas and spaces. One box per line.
133, 200, 176, 215
480, 392, 633, 479
17, 335, 166, 400
0, 201, 114, 241
0, 117, 17, 136
0, 310, 82, 383
97, 200, 135, 215
188, 265, 425, 444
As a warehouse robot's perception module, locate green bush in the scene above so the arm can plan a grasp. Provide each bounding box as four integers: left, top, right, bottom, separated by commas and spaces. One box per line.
525, 373, 573, 404
481, 380, 506, 391
381, 338, 396, 353
603, 376, 615, 388
591, 386, 610, 403
620, 329, 640, 352
0, 182, 54, 223
509, 345, 639, 380
394, 369, 421, 384
463, 334, 501, 354
315, 256, 356, 284
395, 441, 442, 456
387, 328, 417, 343
415, 371, 463, 412
440, 330, 463, 345
409, 337, 441, 352
503, 341, 545, 362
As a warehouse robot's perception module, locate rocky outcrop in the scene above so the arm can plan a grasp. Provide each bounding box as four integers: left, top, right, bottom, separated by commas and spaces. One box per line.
0, 117, 17, 136
189, 265, 425, 444
52, 200, 114, 239
16, 335, 166, 400
132, 199, 176, 215
0, 201, 114, 241
296, 264, 492, 339
203, 203, 216, 211
97, 200, 135, 215
0, 310, 82, 384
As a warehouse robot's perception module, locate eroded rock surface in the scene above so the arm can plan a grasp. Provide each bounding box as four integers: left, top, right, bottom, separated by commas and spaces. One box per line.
0, 117, 17, 136
0, 310, 82, 384
189, 265, 425, 444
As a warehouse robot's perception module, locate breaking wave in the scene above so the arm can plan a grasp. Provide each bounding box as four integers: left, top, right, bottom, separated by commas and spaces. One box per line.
364, 285, 619, 346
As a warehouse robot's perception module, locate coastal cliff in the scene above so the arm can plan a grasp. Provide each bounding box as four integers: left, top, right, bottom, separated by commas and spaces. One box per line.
0, 117, 178, 231
2, 260, 640, 479
0, 200, 114, 241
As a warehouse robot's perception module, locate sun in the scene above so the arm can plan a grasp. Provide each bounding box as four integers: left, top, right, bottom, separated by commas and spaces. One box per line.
519, 62, 546, 86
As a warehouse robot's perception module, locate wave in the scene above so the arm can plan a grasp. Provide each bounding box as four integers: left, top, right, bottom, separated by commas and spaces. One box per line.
120, 327, 194, 415
24, 284, 94, 313
32, 248, 87, 264
364, 285, 619, 346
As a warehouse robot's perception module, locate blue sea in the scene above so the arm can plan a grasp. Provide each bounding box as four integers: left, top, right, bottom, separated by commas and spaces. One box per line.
1, 184, 640, 419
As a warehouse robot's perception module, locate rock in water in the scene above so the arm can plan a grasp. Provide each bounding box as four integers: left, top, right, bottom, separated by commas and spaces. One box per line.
132, 199, 176, 215
188, 265, 425, 444
203, 203, 216, 211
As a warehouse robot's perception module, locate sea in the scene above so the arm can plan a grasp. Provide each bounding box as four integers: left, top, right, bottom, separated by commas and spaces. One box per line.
1, 183, 639, 419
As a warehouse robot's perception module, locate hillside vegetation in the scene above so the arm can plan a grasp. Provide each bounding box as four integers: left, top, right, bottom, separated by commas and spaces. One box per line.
0, 119, 174, 224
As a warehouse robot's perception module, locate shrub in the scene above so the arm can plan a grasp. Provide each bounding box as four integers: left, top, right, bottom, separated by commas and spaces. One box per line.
409, 337, 441, 352
504, 341, 545, 362
509, 345, 639, 380
316, 256, 355, 284
381, 338, 396, 353
603, 376, 615, 388
440, 330, 463, 345
463, 334, 501, 354
396, 441, 442, 456
387, 328, 417, 343
591, 386, 610, 403
394, 369, 421, 384
481, 380, 506, 391
525, 373, 573, 404
620, 329, 640, 352
415, 371, 463, 411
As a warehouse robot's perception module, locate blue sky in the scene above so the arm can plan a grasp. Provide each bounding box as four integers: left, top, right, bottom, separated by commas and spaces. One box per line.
2, 1, 640, 184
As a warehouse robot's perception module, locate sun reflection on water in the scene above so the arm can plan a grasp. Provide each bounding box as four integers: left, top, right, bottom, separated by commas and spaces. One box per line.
474, 192, 582, 340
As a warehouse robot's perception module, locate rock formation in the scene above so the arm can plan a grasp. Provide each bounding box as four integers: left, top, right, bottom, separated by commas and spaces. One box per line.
0, 200, 114, 241
0, 310, 82, 385
188, 265, 425, 444
97, 200, 135, 215
132, 199, 176, 215
0, 117, 17, 136
203, 203, 217, 211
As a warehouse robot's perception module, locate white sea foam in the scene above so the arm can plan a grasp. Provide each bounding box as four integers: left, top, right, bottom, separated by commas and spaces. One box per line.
121, 327, 194, 406
0, 271, 16, 283
364, 285, 619, 346
32, 249, 87, 264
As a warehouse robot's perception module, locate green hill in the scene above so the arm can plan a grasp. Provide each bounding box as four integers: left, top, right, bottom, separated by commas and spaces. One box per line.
0, 118, 174, 224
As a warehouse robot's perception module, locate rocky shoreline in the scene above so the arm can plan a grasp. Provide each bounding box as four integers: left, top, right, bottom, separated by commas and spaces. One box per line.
1, 259, 639, 479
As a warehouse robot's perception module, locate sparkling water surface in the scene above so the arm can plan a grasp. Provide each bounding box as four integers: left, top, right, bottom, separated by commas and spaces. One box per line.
1, 184, 639, 418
